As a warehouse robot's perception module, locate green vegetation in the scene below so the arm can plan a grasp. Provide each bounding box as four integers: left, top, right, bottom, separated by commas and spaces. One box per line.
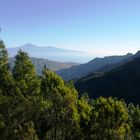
0, 40, 140, 140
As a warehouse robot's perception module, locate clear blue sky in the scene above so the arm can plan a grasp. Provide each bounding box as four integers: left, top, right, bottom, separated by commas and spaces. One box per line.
0, 0, 140, 56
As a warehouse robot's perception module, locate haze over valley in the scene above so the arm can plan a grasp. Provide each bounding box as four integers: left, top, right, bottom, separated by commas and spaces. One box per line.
1, 0, 140, 139
7, 43, 94, 63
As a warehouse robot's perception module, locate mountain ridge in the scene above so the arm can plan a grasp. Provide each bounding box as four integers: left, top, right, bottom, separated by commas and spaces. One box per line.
75, 56, 140, 104
57, 53, 133, 81
7, 43, 94, 63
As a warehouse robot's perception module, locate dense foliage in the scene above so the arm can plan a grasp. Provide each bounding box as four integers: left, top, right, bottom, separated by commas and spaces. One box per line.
0, 40, 140, 140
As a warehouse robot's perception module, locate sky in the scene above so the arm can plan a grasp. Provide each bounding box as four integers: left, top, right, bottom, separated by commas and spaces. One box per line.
0, 0, 140, 56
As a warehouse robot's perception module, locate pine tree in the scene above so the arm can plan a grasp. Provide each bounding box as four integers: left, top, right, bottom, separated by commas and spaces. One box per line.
0, 40, 8, 67
77, 95, 92, 139
128, 103, 140, 139
0, 40, 19, 96
90, 97, 130, 140
0, 41, 24, 139
40, 68, 79, 140
13, 50, 40, 96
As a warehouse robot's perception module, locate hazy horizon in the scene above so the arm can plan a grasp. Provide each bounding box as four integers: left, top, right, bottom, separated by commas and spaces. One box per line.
1, 0, 140, 57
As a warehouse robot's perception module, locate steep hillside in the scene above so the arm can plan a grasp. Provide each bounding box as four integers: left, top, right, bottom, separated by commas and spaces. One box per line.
57, 53, 133, 81
96, 51, 140, 73
75, 57, 140, 104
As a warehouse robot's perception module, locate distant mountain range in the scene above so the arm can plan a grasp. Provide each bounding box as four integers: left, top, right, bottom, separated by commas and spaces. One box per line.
9, 57, 78, 75
7, 43, 94, 63
75, 56, 140, 104
57, 53, 133, 81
